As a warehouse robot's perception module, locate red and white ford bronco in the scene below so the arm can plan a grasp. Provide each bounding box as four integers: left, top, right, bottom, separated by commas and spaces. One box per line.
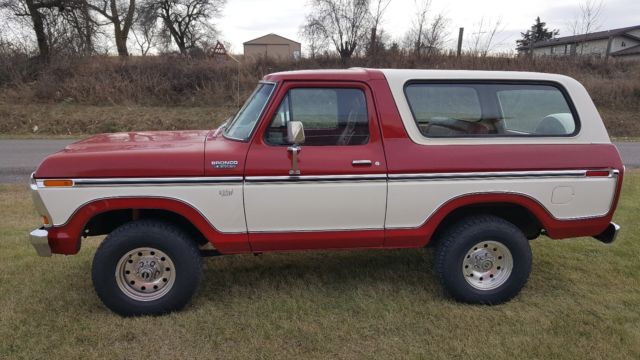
30, 69, 623, 316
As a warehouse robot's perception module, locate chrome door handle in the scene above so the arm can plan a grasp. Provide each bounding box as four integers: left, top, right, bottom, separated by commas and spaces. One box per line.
352, 160, 372, 166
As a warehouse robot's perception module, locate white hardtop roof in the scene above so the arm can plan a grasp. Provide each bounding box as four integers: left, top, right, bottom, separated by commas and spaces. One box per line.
378, 69, 610, 145
379, 69, 574, 83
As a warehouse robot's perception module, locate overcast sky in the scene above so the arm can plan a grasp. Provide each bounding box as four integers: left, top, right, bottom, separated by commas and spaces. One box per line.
218, 0, 640, 54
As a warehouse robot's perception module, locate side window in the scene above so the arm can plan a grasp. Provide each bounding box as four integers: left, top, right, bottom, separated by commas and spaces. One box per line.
405, 85, 483, 137
497, 87, 576, 135
265, 88, 369, 146
405, 83, 577, 137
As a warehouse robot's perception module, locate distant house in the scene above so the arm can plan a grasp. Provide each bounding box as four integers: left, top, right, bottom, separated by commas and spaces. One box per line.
243, 33, 302, 60
518, 25, 640, 60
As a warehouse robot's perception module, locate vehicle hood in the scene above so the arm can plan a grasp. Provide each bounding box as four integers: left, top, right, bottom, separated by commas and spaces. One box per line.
34, 130, 211, 178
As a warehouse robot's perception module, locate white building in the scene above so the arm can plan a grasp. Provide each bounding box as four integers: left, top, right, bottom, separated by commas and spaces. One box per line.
518, 25, 640, 60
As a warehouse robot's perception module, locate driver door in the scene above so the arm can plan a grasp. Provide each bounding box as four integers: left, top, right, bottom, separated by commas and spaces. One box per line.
244, 81, 388, 251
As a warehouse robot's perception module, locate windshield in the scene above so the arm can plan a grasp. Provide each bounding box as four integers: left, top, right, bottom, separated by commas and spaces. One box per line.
224, 83, 275, 141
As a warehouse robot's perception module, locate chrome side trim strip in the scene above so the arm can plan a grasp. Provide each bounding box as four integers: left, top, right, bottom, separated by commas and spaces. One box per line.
245, 174, 387, 183
54, 177, 244, 187
35, 169, 615, 188
388, 170, 588, 181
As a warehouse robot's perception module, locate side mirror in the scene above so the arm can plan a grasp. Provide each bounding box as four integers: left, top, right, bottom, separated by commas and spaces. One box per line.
287, 121, 305, 145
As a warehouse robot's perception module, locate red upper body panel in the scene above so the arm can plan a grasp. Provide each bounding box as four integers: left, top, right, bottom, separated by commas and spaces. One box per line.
204, 128, 250, 177
263, 68, 387, 83
35, 130, 211, 178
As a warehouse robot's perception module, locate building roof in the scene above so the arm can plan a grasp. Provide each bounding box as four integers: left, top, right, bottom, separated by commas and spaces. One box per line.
522, 24, 640, 49
611, 44, 640, 56
243, 33, 301, 46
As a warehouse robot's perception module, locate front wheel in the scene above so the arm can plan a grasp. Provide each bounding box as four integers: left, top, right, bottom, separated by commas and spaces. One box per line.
434, 215, 532, 304
92, 220, 202, 316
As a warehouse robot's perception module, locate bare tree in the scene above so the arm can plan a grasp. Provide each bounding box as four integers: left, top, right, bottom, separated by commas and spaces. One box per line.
0, 0, 93, 61
569, 0, 603, 35
84, 0, 135, 56
402, 1, 448, 56
62, 0, 96, 55
300, 19, 329, 58
301, 0, 372, 62
467, 17, 504, 56
568, 0, 603, 55
403, 0, 430, 55
131, 4, 158, 55
0, 13, 34, 55
367, 0, 390, 57
143, 0, 225, 55
423, 13, 448, 54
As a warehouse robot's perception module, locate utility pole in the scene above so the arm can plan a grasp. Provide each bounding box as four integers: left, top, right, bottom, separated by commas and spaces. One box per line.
457, 27, 464, 56
227, 53, 241, 108
214, 41, 241, 108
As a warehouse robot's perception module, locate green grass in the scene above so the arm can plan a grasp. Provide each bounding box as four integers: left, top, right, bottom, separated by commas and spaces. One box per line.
1, 174, 639, 359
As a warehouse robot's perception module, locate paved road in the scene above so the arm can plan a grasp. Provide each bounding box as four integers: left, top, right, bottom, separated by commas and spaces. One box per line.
0, 139, 77, 184
618, 142, 640, 169
0, 139, 638, 184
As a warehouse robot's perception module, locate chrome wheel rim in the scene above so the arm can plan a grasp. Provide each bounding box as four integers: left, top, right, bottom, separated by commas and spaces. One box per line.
462, 240, 513, 290
115, 247, 176, 301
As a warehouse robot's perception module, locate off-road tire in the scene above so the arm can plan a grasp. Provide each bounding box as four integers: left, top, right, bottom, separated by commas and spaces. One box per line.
434, 215, 532, 304
92, 220, 202, 316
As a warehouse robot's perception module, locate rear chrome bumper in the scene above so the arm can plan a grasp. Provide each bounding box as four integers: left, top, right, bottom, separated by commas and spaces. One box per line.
594, 222, 620, 244
30, 228, 52, 257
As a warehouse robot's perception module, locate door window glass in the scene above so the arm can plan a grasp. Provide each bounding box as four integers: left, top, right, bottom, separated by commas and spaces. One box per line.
266, 88, 369, 146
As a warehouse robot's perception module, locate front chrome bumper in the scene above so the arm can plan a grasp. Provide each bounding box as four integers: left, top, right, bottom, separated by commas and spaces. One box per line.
30, 228, 52, 257
594, 222, 620, 244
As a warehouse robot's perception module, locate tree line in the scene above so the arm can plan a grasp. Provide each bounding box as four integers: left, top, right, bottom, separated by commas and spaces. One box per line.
0, 0, 225, 61
301, 0, 452, 62
0, 0, 459, 62
0, 0, 606, 63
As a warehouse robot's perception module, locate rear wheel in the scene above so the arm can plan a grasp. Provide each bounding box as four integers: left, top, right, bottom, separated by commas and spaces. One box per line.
434, 215, 532, 304
92, 220, 202, 316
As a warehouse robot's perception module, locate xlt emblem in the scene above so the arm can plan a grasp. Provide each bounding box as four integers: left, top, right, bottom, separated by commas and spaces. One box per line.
218, 189, 234, 197
211, 160, 238, 169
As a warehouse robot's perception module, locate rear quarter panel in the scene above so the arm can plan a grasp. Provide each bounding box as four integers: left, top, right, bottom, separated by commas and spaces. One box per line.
370, 71, 624, 246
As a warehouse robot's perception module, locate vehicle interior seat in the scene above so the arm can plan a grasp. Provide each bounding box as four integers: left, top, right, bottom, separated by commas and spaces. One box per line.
535, 113, 574, 135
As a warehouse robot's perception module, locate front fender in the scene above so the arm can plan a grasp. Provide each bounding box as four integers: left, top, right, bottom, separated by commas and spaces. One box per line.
45, 197, 250, 255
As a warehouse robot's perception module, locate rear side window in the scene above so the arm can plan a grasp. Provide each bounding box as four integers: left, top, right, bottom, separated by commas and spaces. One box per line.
404, 82, 578, 137
497, 87, 575, 134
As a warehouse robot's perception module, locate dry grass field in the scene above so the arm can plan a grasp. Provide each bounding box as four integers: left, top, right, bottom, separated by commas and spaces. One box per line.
0, 102, 233, 135
1, 54, 639, 137
0, 172, 638, 359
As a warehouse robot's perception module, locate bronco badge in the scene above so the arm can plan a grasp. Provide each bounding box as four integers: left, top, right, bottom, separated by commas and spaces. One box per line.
211, 160, 238, 169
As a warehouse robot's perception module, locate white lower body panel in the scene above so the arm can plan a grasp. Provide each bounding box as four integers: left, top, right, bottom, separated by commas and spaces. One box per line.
36, 173, 617, 235
386, 177, 617, 229
244, 181, 387, 232
37, 184, 247, 233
